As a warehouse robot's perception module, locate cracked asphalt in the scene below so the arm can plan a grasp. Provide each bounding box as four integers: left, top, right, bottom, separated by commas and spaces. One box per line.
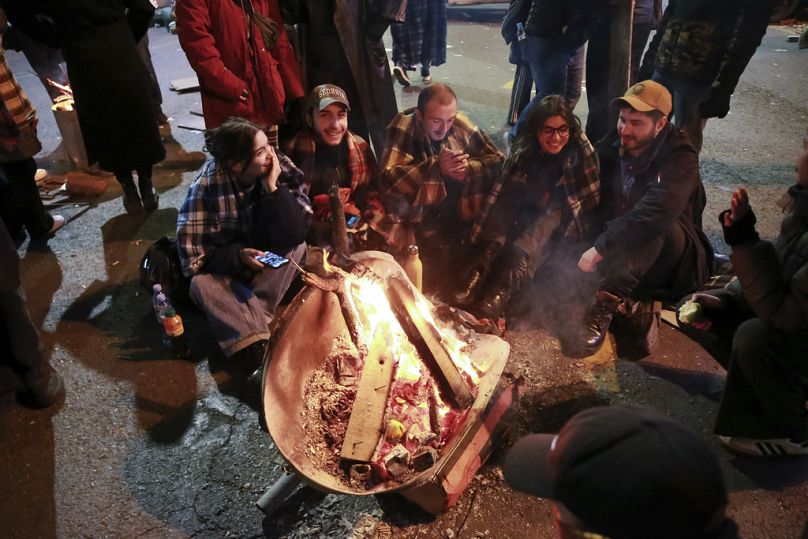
1, 10, 807, 539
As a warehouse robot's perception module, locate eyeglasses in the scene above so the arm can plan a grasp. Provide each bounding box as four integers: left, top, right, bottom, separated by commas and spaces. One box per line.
540, 125, 571, 138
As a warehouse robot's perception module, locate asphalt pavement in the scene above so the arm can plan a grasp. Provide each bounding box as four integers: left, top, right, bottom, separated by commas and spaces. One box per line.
1, 12, 807, 539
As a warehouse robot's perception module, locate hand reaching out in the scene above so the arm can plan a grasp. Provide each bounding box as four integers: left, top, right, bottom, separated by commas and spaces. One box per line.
723, 187, 750, 226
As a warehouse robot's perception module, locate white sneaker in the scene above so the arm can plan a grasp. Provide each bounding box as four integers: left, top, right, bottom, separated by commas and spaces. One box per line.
49, 215, 66, 235
718, 435, 808, 457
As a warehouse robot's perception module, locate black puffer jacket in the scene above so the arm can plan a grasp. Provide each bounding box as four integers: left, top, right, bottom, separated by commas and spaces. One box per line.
724, 185, 808, 332
523, 0, 603, 48
640, 0, 774, 94
595, 125, 714, 296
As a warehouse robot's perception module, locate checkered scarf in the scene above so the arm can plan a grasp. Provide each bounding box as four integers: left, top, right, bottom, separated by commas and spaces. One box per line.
281, 128, 376, 193
470, 131, 600, 243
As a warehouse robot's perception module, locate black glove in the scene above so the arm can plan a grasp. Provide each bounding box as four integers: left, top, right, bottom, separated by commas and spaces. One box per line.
700, 92, 731, 119
719, 208, 758, 246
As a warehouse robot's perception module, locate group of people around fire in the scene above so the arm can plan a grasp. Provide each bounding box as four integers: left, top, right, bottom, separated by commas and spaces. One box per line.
1, 0, 807, 536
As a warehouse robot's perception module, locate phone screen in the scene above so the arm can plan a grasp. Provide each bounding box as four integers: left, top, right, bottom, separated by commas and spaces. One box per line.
346, 215, 360, 228
255, 251, 289, 268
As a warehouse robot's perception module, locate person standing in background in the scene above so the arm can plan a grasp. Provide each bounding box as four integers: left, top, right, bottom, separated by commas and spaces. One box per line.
176, 0, 304, 132
1, 0, 166, 215
280, 0, 404, 154
390, 0, 447, 86
0, 20, 64, 247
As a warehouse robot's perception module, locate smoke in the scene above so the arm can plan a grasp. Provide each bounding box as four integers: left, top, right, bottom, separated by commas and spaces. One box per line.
511, 240, 600, 345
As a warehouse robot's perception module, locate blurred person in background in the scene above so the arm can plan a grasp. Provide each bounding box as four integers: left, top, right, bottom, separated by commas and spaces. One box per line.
1, 0, 166, 215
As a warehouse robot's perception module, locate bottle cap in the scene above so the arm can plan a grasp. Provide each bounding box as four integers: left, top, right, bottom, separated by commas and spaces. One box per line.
163, 307, 176, 317
407, 244, 419, 256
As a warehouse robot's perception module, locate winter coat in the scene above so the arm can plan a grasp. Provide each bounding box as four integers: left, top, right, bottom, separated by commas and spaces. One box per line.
720, 185, 808, 332
1, 0, 166, 172
640, 0, 774, 97
176, 0, 304, 129
595, 125, 714, 296
523, 0, 602, 48
285, 0, 404, 152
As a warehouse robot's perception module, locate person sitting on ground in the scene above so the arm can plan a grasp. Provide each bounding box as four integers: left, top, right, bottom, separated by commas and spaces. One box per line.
452, 95, 599, 322
177, 118, 310, 370
677, 137, 808, 458
505, 404, 740, 539
281, 84, 384, 250
570, 80, 713, 357
378, 83, 504, 292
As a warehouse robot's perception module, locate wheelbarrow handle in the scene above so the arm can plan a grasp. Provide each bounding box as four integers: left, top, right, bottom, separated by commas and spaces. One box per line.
255, 472, 303, 515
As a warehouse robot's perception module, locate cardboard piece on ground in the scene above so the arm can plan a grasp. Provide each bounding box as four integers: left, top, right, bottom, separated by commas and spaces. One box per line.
169, 76, 200, 93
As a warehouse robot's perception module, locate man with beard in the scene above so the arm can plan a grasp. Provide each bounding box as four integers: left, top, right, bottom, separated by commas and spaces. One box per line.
569, 80, 713, 357
282, 84, 383, 249
378, 83, 504, 293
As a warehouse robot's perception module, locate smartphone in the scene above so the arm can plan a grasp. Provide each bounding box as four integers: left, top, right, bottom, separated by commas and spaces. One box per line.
346, 214, 360, 228
255, 251, 289, 268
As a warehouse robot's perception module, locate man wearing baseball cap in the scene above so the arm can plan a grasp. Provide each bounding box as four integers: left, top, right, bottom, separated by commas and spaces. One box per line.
505, 405, 740, 539
568, 80, 713, 357
282, 84, 383, 248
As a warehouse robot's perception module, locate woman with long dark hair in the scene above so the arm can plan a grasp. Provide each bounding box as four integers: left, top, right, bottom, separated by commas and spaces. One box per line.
453, 95, 600, 320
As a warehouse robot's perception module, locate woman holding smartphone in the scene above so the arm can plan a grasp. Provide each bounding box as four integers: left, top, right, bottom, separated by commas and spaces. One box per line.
176, 118, 311, 371
453, 95, 600, 321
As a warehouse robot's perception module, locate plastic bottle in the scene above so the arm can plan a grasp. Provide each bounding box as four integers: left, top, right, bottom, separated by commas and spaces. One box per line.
162, 307, 191, 359
403, 244, 423, 291
516, 22, 526, 42
152, 284, 172, 347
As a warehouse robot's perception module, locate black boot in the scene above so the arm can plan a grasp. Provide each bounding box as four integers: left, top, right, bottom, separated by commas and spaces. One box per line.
452, 241, 502, 306
567, 290, 622, 357
476, 249, 530, 319
137, 169, 159, 212
116, 172, 143, 214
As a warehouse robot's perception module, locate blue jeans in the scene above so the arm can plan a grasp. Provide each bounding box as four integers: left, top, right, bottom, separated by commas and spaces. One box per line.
511, 37, 585, 137
190, 243, 306, 357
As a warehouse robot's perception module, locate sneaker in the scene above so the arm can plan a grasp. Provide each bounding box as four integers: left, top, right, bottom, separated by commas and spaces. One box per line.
421, 66, 431, 83
49, 214, 65, 234
718, 435, 808, 457
393, 65, 411, 87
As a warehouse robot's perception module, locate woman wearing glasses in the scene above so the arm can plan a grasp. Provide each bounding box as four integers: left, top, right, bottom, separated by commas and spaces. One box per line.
453, 95, 600, 321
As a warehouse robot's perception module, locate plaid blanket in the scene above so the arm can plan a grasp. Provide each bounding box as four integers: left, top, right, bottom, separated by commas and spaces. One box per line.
177, 152, 308, 277
282, 128, 376, 194
470, 131, 600, 243
378, 107, 504, 248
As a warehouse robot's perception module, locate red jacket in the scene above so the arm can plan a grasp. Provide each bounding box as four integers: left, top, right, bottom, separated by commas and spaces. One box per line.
176, 0, 304, 129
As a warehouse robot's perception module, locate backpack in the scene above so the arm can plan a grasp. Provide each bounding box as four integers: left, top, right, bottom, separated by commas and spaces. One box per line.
139, 236, 191, 305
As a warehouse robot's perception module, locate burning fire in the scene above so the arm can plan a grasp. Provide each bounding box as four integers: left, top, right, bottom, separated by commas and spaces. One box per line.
311, 251, 490, 486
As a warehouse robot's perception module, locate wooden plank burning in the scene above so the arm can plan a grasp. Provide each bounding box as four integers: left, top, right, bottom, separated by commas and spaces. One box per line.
385, 277, 474, 409
340, 330, 395, 462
